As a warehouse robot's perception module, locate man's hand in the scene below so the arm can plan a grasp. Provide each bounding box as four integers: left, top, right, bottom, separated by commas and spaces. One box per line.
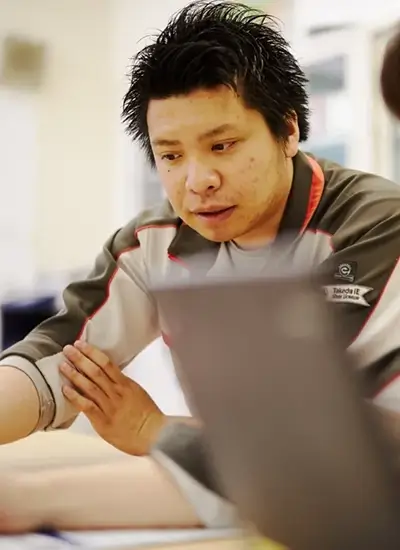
61, 341, 166, 455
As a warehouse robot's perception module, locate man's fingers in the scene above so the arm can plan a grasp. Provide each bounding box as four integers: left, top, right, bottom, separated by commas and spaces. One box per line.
60, 362, 110, 413
74, 340, 122, 384
63, 345, 117, 395
73, 340, 109, 368
62, 385, 104, 421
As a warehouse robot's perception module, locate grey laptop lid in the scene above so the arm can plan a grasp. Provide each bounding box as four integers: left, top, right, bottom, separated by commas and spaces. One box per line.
153, 269, 400, 550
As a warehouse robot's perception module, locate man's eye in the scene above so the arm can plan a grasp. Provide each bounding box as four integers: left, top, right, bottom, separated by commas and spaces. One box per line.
161, 153, 180, 161
211, 141, 236, 152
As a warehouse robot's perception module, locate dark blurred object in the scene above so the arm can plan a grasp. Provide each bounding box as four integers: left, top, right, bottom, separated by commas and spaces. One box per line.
1, 296, 56, 350
380, 26, 400, 120
0, 36, 47, 89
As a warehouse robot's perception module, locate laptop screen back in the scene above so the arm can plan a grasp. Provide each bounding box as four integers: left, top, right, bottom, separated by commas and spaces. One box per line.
154, 272, 400, 550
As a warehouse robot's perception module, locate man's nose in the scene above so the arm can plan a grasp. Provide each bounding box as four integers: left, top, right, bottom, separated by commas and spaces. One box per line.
185, 160, 221, 195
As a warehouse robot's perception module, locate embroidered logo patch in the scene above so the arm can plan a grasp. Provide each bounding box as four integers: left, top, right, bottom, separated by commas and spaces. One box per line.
324, 284, 372, 307
334, 261, 357, 283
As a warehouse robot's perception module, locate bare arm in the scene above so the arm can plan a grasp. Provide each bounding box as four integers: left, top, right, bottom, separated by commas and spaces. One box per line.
10, 457, 201, 532
0, 367, 39, 444
0, 424, 235, 534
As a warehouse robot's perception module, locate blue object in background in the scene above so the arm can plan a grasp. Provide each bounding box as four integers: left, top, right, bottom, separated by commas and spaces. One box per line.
1, 295, 56, 350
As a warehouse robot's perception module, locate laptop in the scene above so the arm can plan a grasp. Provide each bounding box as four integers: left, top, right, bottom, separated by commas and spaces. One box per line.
153, 266, 400, 550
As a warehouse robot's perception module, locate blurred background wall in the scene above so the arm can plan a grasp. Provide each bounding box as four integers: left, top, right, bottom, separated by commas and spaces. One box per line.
1, 0, 400, 430
0, 0, 115, 280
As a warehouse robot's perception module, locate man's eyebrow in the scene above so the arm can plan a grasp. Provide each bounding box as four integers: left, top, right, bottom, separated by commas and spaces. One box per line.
151, 137, 181, 148
151, 124, 238, 148
198, 123, 238, 140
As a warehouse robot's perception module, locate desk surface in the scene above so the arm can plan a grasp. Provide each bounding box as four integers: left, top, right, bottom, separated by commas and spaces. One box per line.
127, 539, 245, 549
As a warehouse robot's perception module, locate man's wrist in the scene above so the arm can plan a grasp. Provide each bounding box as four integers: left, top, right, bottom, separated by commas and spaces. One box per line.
139, 411, 168, 452
127, 413, 199, 456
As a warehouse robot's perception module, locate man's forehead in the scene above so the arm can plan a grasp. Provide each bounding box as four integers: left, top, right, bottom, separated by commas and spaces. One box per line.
147, 88, 247, 143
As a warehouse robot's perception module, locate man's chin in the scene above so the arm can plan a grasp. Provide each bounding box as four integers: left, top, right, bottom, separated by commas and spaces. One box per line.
193, 226, 236, 243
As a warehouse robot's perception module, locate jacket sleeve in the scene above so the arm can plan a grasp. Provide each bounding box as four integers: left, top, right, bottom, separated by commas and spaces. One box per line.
151, 423, 237, 528
0, 220, 160, 431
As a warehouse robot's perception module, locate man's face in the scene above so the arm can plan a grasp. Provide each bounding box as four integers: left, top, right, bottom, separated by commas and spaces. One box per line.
147, 86, 299, 247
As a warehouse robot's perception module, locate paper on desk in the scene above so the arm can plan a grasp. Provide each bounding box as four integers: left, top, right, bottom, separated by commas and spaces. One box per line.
0, 533, 72, 549
0, 529, 240, 549
62, 528, 240, 548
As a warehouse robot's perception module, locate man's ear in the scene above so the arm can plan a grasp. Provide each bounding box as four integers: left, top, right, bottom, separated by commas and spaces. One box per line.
284, 112, 300, 159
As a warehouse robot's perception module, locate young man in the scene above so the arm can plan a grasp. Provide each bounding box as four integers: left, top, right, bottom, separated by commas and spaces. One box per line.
1, 0, 400, 532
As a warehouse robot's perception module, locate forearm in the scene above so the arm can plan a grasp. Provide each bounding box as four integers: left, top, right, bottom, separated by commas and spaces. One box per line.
0, 367, 40, 444
23, 457, 201, 530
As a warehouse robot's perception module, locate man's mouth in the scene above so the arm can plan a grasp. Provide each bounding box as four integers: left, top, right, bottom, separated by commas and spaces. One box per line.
194, 206, 236, 223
